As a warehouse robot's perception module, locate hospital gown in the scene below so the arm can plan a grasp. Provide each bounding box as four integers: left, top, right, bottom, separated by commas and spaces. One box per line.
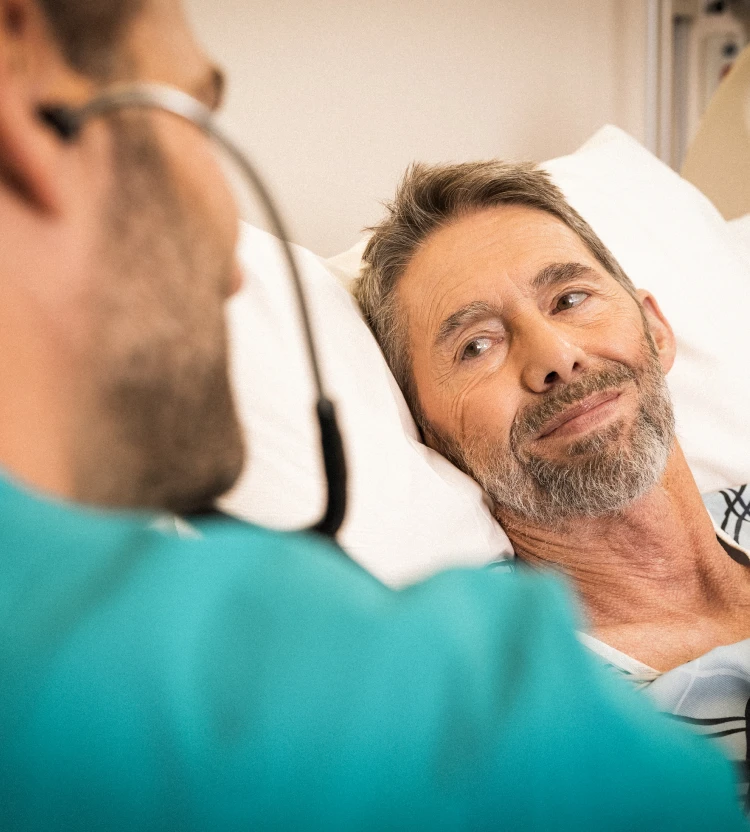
581, 485, 750, 810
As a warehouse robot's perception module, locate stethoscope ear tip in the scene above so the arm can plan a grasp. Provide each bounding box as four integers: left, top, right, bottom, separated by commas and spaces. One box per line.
38, 106, 81, 142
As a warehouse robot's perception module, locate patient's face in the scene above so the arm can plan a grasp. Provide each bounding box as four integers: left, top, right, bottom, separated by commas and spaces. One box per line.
74, 0, 245, 514
398, 205, 675, 526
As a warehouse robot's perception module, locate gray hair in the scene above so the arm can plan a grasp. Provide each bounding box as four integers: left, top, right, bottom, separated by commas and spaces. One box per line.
355, 160, 637, 428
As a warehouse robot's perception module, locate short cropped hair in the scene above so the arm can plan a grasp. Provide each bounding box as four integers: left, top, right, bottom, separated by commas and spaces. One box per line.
39, 0, 143, 80
355, 160, 637, 427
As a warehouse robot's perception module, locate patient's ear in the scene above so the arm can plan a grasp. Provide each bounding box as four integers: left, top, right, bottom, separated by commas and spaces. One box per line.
636, 289, 676, 373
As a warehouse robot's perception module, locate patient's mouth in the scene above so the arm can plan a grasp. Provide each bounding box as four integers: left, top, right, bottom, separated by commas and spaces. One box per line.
536, 391, 622, 440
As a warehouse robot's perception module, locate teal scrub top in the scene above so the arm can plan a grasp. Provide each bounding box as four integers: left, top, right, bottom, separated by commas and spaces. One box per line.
0, 472, 745, 830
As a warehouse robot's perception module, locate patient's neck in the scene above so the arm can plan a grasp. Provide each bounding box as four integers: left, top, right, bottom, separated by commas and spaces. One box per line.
496, 444, 750, 670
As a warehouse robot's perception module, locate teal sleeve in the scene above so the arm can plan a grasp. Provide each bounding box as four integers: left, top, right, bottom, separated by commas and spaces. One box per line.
1, 518, 746, 831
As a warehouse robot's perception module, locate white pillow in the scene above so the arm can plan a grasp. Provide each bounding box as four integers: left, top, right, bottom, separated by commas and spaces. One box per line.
221, 224, 512, 588
727, 213, 750, 270
223, 125, 750, 587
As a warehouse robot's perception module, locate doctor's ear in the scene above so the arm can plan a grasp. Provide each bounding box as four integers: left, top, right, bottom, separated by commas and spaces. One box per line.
0, 0, 89, 215
636, 289, 676, 373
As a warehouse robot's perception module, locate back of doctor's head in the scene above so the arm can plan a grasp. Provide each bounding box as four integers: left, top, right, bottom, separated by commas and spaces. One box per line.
355, 160, 636, 427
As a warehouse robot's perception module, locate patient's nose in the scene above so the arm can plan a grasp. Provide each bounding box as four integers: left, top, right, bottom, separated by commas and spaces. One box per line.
518, 320, 588, 392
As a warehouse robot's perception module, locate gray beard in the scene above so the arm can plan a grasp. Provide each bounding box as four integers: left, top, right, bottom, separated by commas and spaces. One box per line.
426, 341, 675, 529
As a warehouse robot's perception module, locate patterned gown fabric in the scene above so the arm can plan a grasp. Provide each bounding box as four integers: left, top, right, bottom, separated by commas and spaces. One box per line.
582, 633, 750, 809
704, 485, 750, 555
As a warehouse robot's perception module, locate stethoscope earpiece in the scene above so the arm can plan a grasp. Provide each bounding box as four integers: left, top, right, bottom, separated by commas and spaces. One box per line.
38, 106, 81, 142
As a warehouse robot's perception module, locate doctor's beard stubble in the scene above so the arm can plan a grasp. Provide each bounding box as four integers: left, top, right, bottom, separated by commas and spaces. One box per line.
72, 113, 246, 515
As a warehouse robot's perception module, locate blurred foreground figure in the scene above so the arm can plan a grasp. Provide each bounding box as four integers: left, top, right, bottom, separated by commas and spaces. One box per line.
0, 1, 746, 829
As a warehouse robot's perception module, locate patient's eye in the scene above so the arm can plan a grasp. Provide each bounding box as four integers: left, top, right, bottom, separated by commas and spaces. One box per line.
555, 291, 588, 312
461, 337, 492, 361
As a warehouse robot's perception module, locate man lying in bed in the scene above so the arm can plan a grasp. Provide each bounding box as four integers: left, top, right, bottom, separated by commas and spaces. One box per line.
356, 160, 750, 802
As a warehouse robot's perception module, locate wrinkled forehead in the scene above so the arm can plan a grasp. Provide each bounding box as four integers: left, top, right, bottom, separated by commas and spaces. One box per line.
397, 204, 603, 339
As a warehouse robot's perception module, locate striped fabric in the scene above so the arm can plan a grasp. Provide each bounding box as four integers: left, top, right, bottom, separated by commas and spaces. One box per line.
704, 485, 750, 555
583, 631, 750, 810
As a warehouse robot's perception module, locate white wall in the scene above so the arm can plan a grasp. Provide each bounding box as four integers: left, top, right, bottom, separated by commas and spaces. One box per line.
186, 0, 648, 256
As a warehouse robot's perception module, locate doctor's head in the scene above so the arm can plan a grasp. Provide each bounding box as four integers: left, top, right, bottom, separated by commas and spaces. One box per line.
0, 0, 244, 513
357, 161, 677, 528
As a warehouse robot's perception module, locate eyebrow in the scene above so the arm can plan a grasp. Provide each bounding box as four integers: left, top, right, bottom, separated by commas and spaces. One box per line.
531, 261, 599, 290
433, 300, 503, 352
432, 262, 600, 353
193, 65, 226, 112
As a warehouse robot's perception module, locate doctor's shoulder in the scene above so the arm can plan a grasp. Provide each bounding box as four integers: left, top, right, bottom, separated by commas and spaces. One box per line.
0, 485, 745, 830
140, 516, 749, 829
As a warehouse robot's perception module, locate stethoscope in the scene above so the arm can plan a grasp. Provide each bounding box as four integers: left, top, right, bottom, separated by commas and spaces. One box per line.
38, 84, 347, 540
